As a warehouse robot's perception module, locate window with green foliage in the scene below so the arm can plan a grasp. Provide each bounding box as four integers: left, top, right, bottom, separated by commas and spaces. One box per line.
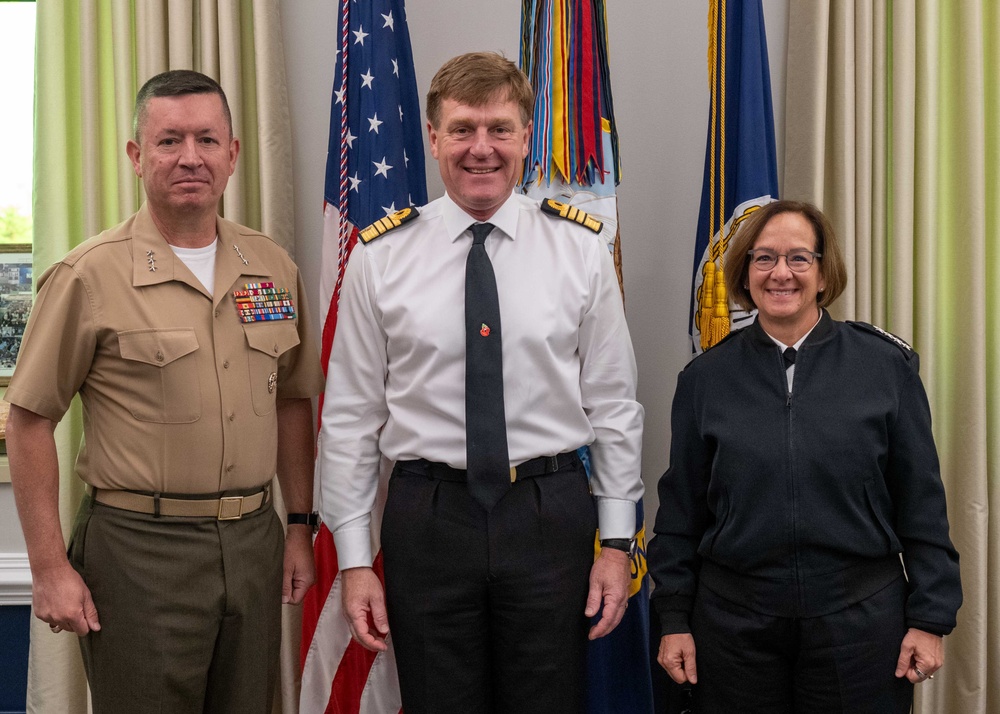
0, 1, 36, 246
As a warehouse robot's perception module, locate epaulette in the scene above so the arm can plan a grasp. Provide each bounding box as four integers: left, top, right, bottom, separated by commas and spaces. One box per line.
847, 321, 915, 359
359, 206, 420, 244
540, 198, 603, 234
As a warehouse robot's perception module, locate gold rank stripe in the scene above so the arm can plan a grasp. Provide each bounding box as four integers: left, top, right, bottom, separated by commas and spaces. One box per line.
540, 198, 603, 234
359, 206, 420, 244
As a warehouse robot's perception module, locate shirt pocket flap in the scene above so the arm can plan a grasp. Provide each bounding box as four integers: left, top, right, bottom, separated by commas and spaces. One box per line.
118, 328, 199, 367
243, 323, 301, 357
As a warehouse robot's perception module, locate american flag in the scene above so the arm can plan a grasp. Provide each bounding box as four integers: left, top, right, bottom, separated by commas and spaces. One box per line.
300, 0, 426, 710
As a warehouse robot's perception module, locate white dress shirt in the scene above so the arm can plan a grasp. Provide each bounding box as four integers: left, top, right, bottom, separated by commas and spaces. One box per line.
319, 192, 644, 569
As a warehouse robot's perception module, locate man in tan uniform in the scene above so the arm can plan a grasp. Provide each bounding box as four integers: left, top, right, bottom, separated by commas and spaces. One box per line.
5, 70, 324, 713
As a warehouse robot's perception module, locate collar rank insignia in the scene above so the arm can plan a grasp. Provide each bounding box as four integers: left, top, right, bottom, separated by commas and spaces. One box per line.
232, 282, 297, 323
540, 198, 603, 234
359, 206, 420, 244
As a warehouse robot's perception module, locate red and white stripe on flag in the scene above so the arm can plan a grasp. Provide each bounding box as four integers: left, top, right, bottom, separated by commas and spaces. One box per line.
302, 0, 427, 707
300, 206, 402, 713
300, 450, 403, 713
298, 546, 402, 714
317, 202, 358, 356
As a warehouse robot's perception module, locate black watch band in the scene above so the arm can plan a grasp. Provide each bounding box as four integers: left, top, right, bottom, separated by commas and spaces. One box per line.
600, 538, 633, 554
287, 512, 319, 527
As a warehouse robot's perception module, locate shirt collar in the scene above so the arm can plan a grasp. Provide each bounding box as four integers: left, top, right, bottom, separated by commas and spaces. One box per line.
764, 311, 824, 351
441, 192, 520, 243
131, 203, 269, 303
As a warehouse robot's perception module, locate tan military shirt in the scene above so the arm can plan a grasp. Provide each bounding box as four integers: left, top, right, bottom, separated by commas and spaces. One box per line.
6, 203, 324, 493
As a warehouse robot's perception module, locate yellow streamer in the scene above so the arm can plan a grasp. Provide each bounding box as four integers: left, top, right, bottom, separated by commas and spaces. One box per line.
550, 0, 570, 182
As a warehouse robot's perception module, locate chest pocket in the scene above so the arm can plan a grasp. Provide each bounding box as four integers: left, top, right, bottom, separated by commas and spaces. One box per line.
118, 328, 201, 423
244, 323, 301, 415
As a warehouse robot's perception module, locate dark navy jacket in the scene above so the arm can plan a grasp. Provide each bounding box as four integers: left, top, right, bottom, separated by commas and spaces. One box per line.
649, 311, 962, 636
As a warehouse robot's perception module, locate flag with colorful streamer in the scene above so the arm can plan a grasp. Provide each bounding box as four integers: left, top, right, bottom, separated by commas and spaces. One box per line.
690, 0, 779, 353
519, 0, 624, 285
519, 2, 653, 712
299, 0, 426, 710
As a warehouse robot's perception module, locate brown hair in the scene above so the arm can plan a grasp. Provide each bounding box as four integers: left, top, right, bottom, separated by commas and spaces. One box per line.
723, 200, 848, 311
426, 52, 534, 128
133, 69, 232, 141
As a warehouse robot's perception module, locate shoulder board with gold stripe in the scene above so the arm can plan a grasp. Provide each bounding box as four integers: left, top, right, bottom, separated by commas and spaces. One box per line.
540, 198, 603, 234
359, 207, 420, 244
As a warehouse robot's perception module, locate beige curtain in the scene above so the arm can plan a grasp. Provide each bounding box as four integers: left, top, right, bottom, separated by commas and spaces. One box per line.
783, 1, 998, 712
30, 1, 300, 712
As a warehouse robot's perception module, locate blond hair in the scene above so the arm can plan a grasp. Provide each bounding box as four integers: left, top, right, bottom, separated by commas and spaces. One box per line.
426, 52, 534, 127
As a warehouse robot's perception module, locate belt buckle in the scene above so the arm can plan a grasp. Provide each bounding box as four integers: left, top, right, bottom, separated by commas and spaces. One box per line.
510, 466, 517, 483
218, 496, 245, 520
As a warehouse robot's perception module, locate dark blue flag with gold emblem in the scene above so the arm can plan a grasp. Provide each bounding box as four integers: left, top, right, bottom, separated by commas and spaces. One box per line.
689, 0, 779, 354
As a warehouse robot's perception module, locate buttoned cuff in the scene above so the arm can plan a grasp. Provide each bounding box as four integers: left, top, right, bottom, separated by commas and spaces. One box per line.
596, 497, 636, 540
332, 516, 373, 570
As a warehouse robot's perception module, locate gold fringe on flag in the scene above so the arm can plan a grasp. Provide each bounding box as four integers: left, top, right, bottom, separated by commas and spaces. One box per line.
699, 0, 730, 350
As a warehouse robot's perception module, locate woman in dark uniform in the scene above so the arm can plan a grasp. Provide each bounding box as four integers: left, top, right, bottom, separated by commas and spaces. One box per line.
648, 200, 961, 713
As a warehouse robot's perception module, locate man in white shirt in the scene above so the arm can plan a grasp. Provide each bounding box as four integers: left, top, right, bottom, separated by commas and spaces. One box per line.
318, 52, 643, 713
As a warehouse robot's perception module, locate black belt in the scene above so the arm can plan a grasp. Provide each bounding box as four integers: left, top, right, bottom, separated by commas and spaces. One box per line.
396, 451, 580, 484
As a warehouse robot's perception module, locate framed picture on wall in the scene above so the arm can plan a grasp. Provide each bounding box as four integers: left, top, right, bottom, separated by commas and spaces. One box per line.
0, 244, 32, 386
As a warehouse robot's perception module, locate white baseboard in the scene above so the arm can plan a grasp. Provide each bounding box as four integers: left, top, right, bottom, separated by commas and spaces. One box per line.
0, 553, 31, 606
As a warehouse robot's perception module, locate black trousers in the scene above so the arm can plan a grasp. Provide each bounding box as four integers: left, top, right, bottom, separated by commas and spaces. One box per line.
690, 575, 913, 713
381, 458, 597, 714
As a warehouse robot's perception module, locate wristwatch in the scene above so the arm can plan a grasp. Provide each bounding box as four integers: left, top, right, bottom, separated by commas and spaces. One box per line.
287, 512, 320, 532
600, 537, 637, 557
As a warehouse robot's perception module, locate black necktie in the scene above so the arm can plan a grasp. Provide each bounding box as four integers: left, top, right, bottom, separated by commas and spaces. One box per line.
465, 223, 510, 511
783, 347, 797, 369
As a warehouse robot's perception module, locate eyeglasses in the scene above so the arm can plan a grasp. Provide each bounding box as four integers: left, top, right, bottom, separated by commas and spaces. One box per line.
747, 248, 822, 273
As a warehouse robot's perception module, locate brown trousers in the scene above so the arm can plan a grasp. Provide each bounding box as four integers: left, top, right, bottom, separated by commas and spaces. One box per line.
68, 491, 283, 714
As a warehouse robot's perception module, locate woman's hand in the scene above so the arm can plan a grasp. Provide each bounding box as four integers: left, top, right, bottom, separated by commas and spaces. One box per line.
658, 633, 698, 684
895, 628, 943, 683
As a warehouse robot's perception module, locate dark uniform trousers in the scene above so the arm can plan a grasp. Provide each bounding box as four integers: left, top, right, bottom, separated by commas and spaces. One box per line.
68, 490, 284, 714
381, 456, 597, 714
690, 575, 914, 713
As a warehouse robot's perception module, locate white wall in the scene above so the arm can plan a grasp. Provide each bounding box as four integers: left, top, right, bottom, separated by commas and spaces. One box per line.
0, 484, 25, 551
280, 1, 788, 519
